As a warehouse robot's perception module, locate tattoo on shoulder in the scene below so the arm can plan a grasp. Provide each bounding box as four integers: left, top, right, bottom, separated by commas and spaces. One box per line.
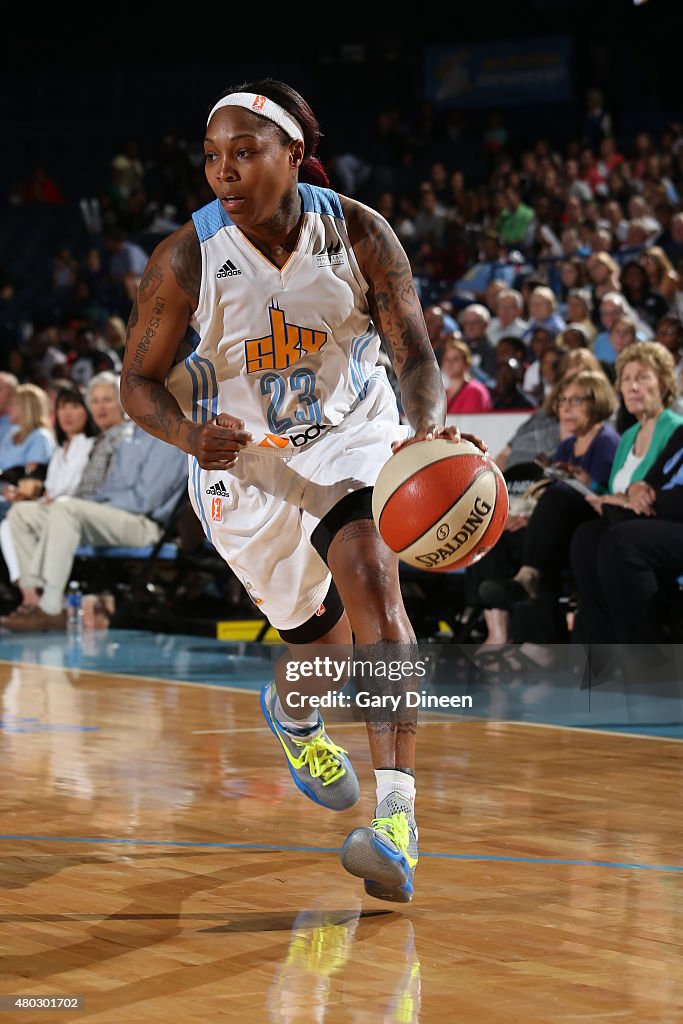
170, 227, 201, 307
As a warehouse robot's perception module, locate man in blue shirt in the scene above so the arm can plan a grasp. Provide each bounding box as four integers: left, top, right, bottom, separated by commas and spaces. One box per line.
2, 424, 188, 631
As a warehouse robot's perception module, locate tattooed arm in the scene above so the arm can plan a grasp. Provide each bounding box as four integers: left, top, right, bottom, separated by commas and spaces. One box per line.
341, 195, 445, 436
120, 222, 251, 469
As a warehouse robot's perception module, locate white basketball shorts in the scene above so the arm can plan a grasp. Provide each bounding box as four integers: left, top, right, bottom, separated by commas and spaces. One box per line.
187, 372, 408, 631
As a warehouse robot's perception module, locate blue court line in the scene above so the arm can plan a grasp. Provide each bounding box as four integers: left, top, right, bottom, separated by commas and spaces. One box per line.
1, 835, 681, 873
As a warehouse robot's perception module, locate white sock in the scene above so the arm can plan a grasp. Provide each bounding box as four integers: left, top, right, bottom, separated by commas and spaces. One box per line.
274, 694, 320, 734
375, 769, 416, 810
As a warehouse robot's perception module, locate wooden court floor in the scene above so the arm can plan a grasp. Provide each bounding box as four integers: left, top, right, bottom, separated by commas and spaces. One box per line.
0, 651, 681, 1023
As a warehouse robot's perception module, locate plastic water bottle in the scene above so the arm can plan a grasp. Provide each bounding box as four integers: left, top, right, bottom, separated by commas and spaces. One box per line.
66, 581, 84, 640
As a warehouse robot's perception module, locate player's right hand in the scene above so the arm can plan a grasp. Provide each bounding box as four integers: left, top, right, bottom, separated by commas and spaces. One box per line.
191, 415, 253, 469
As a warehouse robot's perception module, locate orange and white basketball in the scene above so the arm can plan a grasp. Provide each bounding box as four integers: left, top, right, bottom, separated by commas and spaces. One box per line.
372, 438, 509, 571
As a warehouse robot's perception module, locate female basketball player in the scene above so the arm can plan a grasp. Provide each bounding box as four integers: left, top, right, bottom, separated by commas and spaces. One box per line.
120, 79, 484, 903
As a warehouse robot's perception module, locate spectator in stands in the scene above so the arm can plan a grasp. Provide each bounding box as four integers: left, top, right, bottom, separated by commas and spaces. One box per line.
564, 288, 597, 345
522, 286, 566, 343
524, 195, 563, 261
482, 279, 506, 317
599, 199, 629, 245
471, 367, 616, 656
621, 218, 651, 256
1, 424, 188, 632
556, 257, 589, 313
458, 304, 498, 379
640, 246, 679, 306
0, 384, 98, 590
620, 259, 671, 330
494, 369, 564, 474
69, 372, 129, 498
565, 157, 593, 203
662, 211, 683, 268
423, 304, 459, 362
495, 336, 528, 367
627, 196, 661, 240
586, 252, 622, 310
570, 421, 683, 648
593, 292, 643, 364
23, 326, 69, 388
653, 314, 683, 397
561, 323, 592, 352
487, 288, 528, 345
103, 316, 127, 363
590, 224, 615, 254
496, 185, 535, 249
522, 325, 559, 403
68, 325, 122, 389
440, 337, 493, 414
560, 226, 590, 259
0, 384, 55, 490
492, 359, 536, 411
0, 373, 18, 451
1, 373, 127, 613
487, 343, 682, 610
609, 316, 641, 361
537, 344, 567, 402
413, 182, 448, 251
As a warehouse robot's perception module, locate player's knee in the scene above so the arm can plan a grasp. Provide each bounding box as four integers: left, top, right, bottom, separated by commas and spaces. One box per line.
338, 555, 395, 604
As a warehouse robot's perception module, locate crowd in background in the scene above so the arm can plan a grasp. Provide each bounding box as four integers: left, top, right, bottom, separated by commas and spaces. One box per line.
1, 87, 683, 654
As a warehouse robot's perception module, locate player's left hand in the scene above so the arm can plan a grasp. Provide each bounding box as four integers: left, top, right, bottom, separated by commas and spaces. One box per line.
392, 423, 488, 454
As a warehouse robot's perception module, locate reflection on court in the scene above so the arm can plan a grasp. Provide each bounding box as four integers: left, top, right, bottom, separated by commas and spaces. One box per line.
0, 633, 681, 1023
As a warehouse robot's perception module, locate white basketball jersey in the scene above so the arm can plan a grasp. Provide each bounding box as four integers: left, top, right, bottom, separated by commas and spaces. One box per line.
166, 183, 387, 451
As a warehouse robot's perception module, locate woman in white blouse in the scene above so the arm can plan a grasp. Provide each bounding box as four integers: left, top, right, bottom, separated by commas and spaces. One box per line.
0, 385, 97, 589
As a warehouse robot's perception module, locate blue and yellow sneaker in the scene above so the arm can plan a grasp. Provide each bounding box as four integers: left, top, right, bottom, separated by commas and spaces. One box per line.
340, 793, 418, 903
260, 682, 360, 811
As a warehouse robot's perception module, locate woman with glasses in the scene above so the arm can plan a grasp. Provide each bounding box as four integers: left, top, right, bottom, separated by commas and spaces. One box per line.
482, 342, 683, 620
479, 369, 619, 609
466, 368, 617, 660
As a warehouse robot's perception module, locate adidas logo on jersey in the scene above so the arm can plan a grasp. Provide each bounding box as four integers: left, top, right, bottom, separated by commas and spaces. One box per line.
315, 240, 344, 267
216, 259, 242, 278
206, 480, 229, 496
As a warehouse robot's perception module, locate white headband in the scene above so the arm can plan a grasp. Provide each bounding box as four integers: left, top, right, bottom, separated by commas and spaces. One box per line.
207, 92, 304, 142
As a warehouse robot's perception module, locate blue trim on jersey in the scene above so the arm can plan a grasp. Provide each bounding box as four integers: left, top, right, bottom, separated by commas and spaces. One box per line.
298, 183, 343, 219
349, 330, 373, 397
184, 352, 220, 540
192, 199, 232, 242
184, 352, 219, 423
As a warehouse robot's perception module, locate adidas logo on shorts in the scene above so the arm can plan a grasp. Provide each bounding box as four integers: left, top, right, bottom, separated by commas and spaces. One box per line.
216, 259, 242, 278
206, 480, 229, 496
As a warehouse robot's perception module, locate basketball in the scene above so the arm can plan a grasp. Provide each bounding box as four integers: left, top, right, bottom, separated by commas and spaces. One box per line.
372, 438, 509, 571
